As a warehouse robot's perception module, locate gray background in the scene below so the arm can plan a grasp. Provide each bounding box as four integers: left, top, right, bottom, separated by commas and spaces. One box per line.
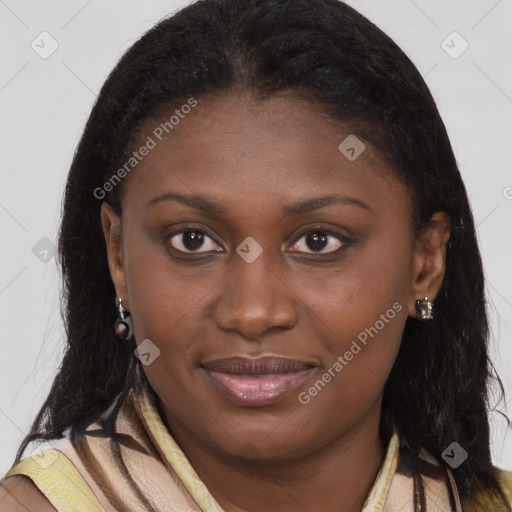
1, 0, 511, 477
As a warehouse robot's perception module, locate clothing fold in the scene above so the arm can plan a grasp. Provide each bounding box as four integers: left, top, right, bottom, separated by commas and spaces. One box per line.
4, 377, 512, 511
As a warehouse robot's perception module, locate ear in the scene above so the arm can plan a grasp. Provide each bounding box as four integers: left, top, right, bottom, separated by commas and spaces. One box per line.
407, 211, 450, 318
100, 202, 129, 308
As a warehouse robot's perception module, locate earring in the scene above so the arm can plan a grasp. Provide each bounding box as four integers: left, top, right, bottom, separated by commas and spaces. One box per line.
114, 297, 133, 340
415, 296, 434, 321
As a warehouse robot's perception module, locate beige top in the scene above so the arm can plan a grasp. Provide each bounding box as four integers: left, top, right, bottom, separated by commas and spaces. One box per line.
4, 378, 512, 511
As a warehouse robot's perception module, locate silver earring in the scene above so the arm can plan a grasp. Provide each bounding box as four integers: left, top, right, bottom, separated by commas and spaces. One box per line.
114, 297, 133, 340
415, 297, 434, 321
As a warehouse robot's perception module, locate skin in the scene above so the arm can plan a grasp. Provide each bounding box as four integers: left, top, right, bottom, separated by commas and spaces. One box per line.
101, 91, 450, 512
0, 476, 57, 511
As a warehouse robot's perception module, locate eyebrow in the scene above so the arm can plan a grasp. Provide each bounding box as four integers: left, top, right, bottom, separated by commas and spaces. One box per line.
282, 194, 372, 216
146, 192, 372, 216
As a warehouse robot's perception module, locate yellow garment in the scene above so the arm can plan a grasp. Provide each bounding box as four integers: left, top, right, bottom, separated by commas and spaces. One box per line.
4, 378, 512, 512
4, 450, 104, 511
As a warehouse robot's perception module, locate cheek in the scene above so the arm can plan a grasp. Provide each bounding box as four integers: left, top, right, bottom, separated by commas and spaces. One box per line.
299, 233, 411, 403
321, 304, 405, 406
121, 217, 412, 451
124, 238, 196, 351
300, 300, 406, 420
125, 219, 412, 370
124, 233, 229, 383
300, 229, 412, 348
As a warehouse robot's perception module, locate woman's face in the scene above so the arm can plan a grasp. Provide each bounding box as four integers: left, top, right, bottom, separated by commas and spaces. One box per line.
102, 92, 447, 460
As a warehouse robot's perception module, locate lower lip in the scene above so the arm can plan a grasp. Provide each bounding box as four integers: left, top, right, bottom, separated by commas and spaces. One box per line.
203, 368, 315, 406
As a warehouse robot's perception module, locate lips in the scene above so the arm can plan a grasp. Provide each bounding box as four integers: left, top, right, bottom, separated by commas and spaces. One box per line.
202, 356, 312, 375
201, 356, 316, 406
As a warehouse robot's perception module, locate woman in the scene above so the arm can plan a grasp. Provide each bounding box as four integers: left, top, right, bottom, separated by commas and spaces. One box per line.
1, 0, 511, 510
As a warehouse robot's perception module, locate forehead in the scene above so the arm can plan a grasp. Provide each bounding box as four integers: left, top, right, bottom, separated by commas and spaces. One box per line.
121, 92, 409, 217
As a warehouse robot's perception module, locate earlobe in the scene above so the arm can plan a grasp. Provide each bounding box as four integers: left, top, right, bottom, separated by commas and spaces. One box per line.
100, 202, 128, 306
408, 211, 450, 319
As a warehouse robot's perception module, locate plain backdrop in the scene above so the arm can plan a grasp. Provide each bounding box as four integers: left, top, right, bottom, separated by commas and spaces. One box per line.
1, 0, 511, 478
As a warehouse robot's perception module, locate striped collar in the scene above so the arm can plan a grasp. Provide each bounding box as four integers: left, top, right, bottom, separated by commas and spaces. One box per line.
137, 382, 400, 512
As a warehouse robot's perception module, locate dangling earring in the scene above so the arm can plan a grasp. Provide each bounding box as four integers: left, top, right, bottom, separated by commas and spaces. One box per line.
114, 297, 133, 340
415, 296, 434, 321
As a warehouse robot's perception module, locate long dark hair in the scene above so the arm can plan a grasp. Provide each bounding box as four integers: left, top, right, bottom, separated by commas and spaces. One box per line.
12, 0, 510, 509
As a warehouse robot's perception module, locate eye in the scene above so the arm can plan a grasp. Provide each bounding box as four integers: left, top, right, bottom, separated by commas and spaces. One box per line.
167, 227, 222, 254
289, 227, 352, 255
165, 225, 352, 256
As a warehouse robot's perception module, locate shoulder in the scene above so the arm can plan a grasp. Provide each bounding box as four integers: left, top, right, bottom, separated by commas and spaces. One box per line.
497, 468, 512, 504
0, 475, 57, 512
467, 468, 512, 511
3, 446, 106, 511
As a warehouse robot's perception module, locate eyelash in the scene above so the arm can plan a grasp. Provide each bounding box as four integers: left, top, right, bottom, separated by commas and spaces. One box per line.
163, 225, 354, 257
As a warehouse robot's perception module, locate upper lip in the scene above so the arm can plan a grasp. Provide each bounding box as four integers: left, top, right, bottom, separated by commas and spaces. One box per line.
201, 356, 315, 375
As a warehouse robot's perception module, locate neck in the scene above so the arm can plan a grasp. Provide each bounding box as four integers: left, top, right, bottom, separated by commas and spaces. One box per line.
161, 402, 387, 512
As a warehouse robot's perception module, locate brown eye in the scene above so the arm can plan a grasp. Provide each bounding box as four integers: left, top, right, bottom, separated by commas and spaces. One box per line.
168, 228, 222, 254
289, 229, 351, 254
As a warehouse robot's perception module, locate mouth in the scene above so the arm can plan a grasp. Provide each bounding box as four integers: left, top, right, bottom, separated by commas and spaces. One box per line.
200, 356, 317, 407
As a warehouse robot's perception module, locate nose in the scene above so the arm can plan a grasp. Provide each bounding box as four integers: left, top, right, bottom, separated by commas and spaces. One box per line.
214, 249, 298, 341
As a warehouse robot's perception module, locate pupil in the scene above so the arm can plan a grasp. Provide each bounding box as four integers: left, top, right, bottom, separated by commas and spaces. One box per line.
181, 231, 329, 252
307, 232, 327, 252
183, 230, 204, 250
